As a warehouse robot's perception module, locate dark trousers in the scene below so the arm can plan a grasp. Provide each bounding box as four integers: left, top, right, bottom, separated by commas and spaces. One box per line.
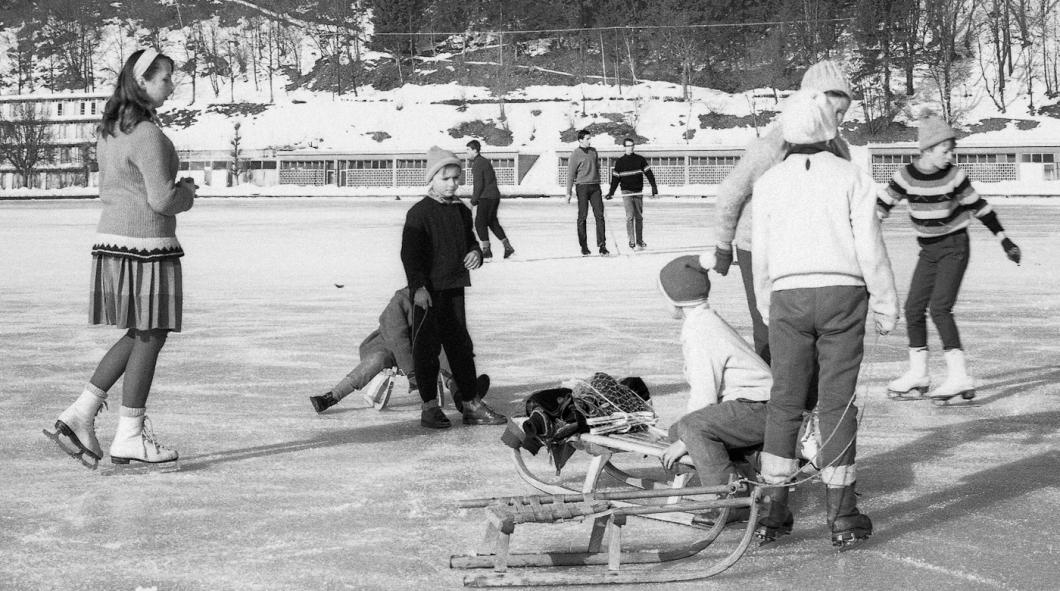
670, 399, 767, 486
736, 248, 770, 364
905, 230, 969, 350
474, 198, 507, 242
622, 194, 644, 245
411, 288, 478, 404
576, 184, 606, 249
764, 286, 867, 469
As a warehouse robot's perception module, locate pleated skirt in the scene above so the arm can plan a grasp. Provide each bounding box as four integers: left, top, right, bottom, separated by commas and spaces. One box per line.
89, 254, 182, 332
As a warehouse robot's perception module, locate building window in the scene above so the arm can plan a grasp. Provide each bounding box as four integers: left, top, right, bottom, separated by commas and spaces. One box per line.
80, 102, 86, 116
91, 102, 97, 115
1020, 152, 1055, 163
56, 103, 64, 117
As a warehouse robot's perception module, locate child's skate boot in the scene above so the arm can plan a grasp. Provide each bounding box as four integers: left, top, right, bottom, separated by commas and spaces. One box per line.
887, 348, 930, 400
46, 385, 108, 467
501, 238, 515, 259
826, 483, 872, 549
929, 349, 976, 405
109, 411, 178, 465
309, 392, 338, 413
753, 485, 794, 545
481, 241, 493, 261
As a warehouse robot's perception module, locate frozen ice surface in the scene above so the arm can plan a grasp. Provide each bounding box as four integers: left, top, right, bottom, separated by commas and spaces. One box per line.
1, 197, 1059, 590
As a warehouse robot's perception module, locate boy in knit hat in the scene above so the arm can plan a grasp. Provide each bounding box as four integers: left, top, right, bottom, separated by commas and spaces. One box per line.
401, 146, 506, 429
878, 116, 1022, 403
655, 255, 772, 526
709, 59, 853, 365
752, 89, 898, 548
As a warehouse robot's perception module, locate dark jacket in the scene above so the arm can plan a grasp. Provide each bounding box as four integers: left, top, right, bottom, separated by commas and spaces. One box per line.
470, 155, 501, 202
607, 153, 658, 196
401, 196, 480, 292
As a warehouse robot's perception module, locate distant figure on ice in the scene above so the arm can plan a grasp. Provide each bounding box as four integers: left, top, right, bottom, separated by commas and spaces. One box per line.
310, 287, 489, 413
878, 116, 1022, 404
401, 146, 506, 429
46, 48, 196, 469
752, 89, 898, 548
606, 137, 658, 251
655, 255, 772, 527
565, 130, 609, 256
465, 140, 514, 261
708, 60, 854, 365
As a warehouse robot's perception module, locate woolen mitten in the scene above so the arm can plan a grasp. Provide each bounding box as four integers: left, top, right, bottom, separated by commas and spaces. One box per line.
1001, 237, 1021, 264
713, 246, 734, 276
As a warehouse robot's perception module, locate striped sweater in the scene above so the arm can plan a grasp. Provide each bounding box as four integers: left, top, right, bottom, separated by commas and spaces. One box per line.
877, 163, 1004, 238
92, 121, 195, 260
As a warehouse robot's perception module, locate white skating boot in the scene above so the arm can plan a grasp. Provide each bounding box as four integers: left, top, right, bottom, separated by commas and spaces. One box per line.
109, 410, 178, 464
929, 349, 977, 405
47, 385, 108, 465
887, 348, 930, 400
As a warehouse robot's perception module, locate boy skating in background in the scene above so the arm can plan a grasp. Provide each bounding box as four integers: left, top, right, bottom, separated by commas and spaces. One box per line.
655, 255, 772, 526
878, 116, 1022, 404
752, 90, 898, 548
310, 287, 489, 413
466, 139, 514, 261
606, 138, 658, 250
566, 130, 609, 256
401, 146, 506, 429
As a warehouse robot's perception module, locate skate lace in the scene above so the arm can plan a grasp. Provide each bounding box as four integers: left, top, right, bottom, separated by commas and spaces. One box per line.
141, 416, 171, 452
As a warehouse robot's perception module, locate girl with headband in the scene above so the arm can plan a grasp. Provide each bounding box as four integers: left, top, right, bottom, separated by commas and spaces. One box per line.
47, 48, 196, 469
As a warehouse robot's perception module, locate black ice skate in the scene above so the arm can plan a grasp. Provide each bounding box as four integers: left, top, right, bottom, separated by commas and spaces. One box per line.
826, 484, 872, 550
753, 485, 793, 545
42, 422, 100, 470
599, 246, 610, 256
310, 392, 338, 413
450, 374, 491, 413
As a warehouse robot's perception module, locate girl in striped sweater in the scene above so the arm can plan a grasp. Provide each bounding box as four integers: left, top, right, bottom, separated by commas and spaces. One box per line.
878, 116, 1022, 403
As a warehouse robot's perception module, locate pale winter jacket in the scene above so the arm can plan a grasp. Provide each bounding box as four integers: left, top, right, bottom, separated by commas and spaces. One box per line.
751, 151, 898, 327
681, 305, 772, 413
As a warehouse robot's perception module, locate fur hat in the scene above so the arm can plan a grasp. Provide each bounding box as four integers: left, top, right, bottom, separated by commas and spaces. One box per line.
424, 146, 462, 183
918, 116, 956, 151
658, 255, 711, 307
801, 60, 852, 98
781, 90, 838, 145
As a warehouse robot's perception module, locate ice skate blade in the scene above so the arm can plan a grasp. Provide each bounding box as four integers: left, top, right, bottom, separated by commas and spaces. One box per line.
102, 458, 180, 476
832, 532, 871, 552
931, 390, 977, 406
887, 385, 929, 401
42, 428, 99, 470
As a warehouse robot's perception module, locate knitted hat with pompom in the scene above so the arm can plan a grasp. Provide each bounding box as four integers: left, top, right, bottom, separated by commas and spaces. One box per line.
917, 116, 956, 151
658, 255, 711, 307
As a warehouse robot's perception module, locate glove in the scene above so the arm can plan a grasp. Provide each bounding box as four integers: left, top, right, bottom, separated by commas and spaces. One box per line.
604, 193, 613, 200
413, 287, 432, 309
1001, 237, 1021, 265
874, 312, 897, 335
713, 246, 734, 276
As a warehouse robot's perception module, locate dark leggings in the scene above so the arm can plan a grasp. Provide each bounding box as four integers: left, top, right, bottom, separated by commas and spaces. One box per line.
411, 288, 478, 404
474, 198, 507, 242
905, 230, 969, 350
89, 328, 169, 408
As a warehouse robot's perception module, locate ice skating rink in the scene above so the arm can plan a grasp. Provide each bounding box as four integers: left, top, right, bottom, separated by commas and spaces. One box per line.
2, 197, 1058, 590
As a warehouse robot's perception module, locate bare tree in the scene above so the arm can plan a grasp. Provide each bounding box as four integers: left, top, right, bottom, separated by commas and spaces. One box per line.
0, 102, 55, 189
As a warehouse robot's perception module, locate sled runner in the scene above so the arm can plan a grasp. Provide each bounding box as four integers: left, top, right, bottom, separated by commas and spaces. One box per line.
451, 481, 759, 587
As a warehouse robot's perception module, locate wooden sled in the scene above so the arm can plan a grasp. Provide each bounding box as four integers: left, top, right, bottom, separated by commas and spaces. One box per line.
451, 483, 760, 587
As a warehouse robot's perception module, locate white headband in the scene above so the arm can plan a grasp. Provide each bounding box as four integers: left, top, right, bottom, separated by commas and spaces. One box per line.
133, 48, 160, 80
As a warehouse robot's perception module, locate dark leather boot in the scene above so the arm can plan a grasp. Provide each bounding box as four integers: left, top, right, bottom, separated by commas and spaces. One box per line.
462, 397, 506, 425
481, 243, 493, 260
826, 483, 873, 548
502, 239, 515, 259
309, 392, 337, 413
754, 485, 794, 545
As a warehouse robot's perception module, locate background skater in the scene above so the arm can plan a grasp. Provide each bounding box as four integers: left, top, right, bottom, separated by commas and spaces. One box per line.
606, 137, 658, 250
565, 130, 609, 256
466, 140, 514, 260
401, 146, 506, 429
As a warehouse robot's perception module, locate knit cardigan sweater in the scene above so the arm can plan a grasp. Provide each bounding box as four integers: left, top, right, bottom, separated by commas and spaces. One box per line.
751, 151, 898, 326
92, 121, 195, 260
713, 123, 851, 252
